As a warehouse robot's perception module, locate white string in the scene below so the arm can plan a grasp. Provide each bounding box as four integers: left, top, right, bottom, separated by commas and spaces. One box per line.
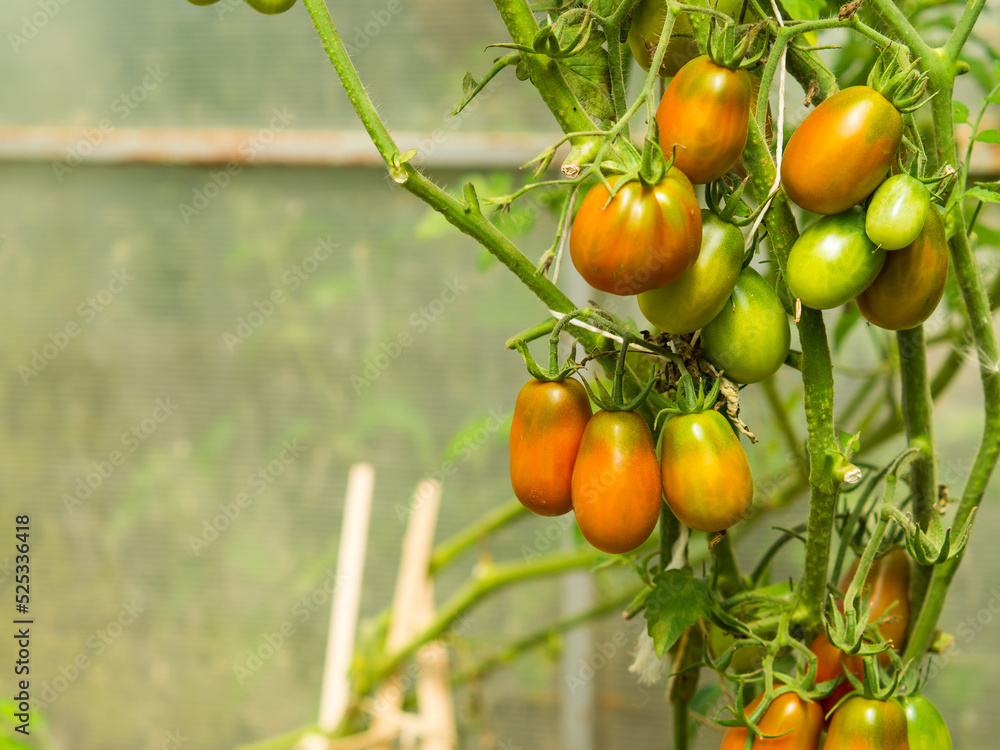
547, 310, 663, 356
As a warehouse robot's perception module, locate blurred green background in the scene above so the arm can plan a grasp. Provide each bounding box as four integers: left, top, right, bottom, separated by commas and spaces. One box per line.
0, 1, 998, 749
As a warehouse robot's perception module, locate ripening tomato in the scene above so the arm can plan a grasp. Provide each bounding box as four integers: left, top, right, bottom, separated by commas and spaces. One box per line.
720, 691, 824, 750
656, 55, 752, 184
660, 409, 752, 532
570, 174, 702, 295
865, 174, 932, 250
810, 632, 863, 717
701, 267, 791, 384
840, 548, 911, 657
785, 208, 886, 310
903, 694, 953, 750
637, 211, 744, 334
856, 205, 948, 330
825, 697, 910, 749
509, 378, 593, 517
781, 87, 903, 215
243, 0, 297, 14
571, 410, 662, 554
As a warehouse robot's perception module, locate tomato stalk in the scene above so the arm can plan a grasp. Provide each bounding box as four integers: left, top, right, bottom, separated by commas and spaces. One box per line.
896, 326, 937, 622
741, 115, 842, 632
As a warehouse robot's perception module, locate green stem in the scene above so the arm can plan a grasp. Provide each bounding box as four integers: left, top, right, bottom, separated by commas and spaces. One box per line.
867, 0, 933, 60
741, 116, 841, 631
450, 588, 639, 685
761, 378, 806, 467
943, 0, 988, 63
673, 695, 689, 750
896, 326, 937, 631
903, 53, 1000, 663
711, 533, 745, 598
491, 0, 603, 169
429, 498, 527, 574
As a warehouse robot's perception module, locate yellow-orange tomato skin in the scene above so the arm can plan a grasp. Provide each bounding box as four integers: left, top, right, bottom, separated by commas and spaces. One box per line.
656, 55, 752, 184
569, 174, 702, 296
781, 86, 903, 215
571, 410, 661, 554
509, 378, 593, 516
720, 691, 824, 750
660, 411, 753, 532
825, 697, 910, 750
857, 206, 949, 331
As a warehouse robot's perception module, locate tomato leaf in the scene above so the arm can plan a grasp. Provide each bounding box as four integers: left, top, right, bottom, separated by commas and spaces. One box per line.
974, 128, 1000, 144
557, 25, 614, 123
953, 101, 969, 125
965, 186, 1000, 204
644, 568, 711, 657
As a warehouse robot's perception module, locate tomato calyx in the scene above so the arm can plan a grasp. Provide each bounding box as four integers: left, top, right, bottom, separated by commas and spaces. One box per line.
578, 329, 659, 412
508, 309, 588, 383
867, 48, 929, 113
653, 372, 721, 428
704, 177, 755, 227
706, 16, 766, 70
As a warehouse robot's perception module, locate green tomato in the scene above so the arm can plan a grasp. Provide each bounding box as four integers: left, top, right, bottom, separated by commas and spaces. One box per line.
637, 211, 744, 334
786, 208, 886, 310
903, 694, 953, 750
243, 0, 297, 14
706, 623, 766, 673
826, 696, 909, 749
866, 174, 931, 250
186, 0, 222, 5
701, 267, 790, 384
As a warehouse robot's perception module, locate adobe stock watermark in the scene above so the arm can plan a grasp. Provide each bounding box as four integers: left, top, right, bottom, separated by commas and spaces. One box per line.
564, 627, 637, 695
351, 277, 468, 394
178, 107, 296, 223
8, 0, 72, 52
63, 398, 178, 514
147, 729, 189, 750
52, 65, 170, 182
188, 439, 305, 554
222, 236, 337, 353
233, 568, 347, 685
35, 600, 145, 708
394, 407, 507, 522
19, 267, 135, 384
925, 588, 1000, 683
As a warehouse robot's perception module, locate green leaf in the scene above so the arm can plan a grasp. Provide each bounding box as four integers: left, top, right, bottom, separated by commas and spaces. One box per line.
644, 569, 711, 657
777, 0, 826, 22
953, 101, 969, 124
558, 25, 614, 123
965, 186, 1000, 204
974, 128, 1000, 144
993, 58, 1000, 80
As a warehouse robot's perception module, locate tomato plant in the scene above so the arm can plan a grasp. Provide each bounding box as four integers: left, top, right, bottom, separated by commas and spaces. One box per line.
213, 0, 999, 747
569, 173, 702, 295
656, 55, 752, 184
637, 210, 744, 334
701, 266, 791, 384
857, 205, 949, 330
509, 377, 592, 516
865, 174, 932, 250
903, 694, 953, 750
825, 696, 910, 749
720, 691, 823, 750
785, 208, 886, 310
781, 87, 903, 215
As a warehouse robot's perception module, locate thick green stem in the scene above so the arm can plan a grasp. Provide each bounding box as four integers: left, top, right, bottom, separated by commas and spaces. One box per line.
429, 498, 527, 574
491, 0, 603, 168
896, 327, 937, 626
903, 52, 1000, 662
742, 117, 841, 631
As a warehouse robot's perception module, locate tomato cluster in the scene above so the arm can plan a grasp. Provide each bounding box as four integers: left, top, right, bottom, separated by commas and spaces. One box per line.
509, 373, 753, 554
